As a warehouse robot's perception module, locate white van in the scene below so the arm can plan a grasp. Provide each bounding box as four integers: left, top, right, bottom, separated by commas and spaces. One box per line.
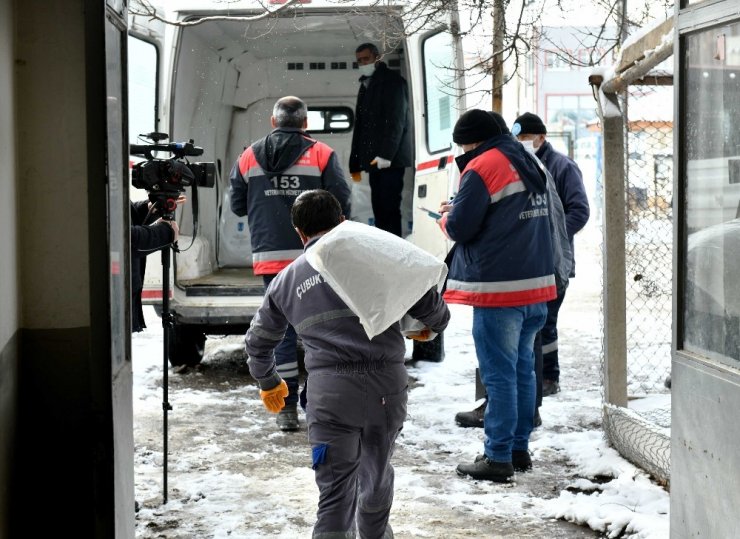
127, 1, 465, 365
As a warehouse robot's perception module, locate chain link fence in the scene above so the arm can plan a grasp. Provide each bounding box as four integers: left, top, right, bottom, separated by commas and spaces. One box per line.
599, 83, 673, 486
623, 85, 674, 399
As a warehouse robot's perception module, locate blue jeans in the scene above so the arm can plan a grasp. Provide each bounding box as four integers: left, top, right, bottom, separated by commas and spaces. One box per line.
473, 304, 547, 462
263, 274, 299, 406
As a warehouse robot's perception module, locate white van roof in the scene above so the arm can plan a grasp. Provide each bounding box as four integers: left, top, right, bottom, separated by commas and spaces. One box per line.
168, 0, 406, 15
164, 3, 408, 59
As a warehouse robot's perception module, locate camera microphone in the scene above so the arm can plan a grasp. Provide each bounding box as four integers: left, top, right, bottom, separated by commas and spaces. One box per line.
142, 132, 169, 143
168, 140, 203, 157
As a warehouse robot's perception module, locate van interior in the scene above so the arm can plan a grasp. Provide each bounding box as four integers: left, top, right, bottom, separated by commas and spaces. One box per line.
127, 6, 456, 364
157, 9, 415, 289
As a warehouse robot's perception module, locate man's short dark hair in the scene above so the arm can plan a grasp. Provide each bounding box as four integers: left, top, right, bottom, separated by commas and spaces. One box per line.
273, 96, 307, 128
355, 42, 380, 58
292, 190, 343, 237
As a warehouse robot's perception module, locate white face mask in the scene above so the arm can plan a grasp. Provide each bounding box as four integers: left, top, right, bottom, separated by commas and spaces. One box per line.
358, 63, 376, 77
520, 139, 536, 154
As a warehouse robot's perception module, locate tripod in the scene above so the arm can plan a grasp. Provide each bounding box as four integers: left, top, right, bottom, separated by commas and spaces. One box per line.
159, 226, 180, 504
145, 193, 189, 504
136, 195, 181, 504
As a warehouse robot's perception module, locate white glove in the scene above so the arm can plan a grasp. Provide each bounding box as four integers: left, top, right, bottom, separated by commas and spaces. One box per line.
371, 156, 391, 169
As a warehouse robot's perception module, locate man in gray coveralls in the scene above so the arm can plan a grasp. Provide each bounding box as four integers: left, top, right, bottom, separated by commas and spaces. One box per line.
245, 189, 450, 538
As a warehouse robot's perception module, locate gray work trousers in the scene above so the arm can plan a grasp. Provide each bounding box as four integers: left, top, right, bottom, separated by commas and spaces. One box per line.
307, 363, 408, 539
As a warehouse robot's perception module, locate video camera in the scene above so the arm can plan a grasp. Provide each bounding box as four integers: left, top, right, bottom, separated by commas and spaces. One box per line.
130, 132, 215, 219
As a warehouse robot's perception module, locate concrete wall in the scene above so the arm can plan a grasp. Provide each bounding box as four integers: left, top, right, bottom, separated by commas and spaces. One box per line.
7, 0, 127, 536
16, 4, 91, 328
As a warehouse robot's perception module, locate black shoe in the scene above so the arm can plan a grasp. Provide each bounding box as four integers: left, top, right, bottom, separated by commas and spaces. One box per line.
512, 450, 532, 472
664, 375, 671, 389
542, 379, 560, 397
276, 404, 299, 431
475, 451, 531, 472
455, 399, 486, 428
457, 456, 514, 482
456, 401, 540, 429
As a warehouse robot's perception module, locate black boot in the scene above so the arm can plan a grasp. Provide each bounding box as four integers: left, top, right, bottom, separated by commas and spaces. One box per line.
475, 451, 532, 472
456, 400, 541, 430
457, 456, 514, 482
542, 379, 560, 396
512, 450, 532, 472
276, 403, 299, 431
455, 399, 486, 428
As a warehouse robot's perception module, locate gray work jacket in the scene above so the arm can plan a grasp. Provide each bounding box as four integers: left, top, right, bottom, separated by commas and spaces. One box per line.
245, 236, 451, 390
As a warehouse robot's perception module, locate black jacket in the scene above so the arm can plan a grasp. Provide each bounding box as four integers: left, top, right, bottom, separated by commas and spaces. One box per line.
130, 201, 174, 332
349, 62, 413, 172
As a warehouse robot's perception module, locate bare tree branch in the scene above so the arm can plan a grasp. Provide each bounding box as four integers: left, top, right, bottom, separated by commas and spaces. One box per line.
129, 0, 305, 26
127, 0, 673, 109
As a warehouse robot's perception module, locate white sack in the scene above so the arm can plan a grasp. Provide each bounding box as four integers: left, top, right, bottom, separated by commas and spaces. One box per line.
305, 220, 447, 339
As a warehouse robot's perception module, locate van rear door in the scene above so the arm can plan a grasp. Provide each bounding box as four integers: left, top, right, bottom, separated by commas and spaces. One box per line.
406, 27, 463, 260
127, 11, 168, 304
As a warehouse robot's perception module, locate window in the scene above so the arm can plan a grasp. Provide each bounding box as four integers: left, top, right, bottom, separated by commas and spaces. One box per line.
544, 50, 571, 71
306, 107, 353, 134
683, 20, 740, 366
127, 36, 158, 144
423, 31, 457, 154
545, 94, 598, 140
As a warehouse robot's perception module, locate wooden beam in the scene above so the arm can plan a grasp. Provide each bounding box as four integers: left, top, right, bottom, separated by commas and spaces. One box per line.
616, 17, 674, 74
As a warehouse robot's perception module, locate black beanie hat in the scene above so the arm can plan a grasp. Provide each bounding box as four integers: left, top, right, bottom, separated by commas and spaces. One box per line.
453, 109, 504, 144
489, 111, 510, 135
512, 112, 547, 135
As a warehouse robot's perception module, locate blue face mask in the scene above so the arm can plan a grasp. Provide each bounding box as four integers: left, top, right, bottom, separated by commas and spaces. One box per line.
358, 63, 376, 77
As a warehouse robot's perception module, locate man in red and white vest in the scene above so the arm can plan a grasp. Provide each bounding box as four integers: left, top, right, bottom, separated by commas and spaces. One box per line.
229, 96, 351, 431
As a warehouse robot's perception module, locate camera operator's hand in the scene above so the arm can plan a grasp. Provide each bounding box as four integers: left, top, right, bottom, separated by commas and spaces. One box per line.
167, 220, 180, 243
148, 195, 187, 215
155, 218, 179, 243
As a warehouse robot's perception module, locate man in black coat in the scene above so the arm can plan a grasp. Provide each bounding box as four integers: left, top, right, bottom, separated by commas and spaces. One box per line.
130, 200, 178, 332
349, 42, 413, 237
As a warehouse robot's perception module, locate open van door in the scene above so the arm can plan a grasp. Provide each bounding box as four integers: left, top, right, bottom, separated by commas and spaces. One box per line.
127, 8, 169, 304
406, 24, 464, 261
125, 2, 465, 366
404, 21, 464, 362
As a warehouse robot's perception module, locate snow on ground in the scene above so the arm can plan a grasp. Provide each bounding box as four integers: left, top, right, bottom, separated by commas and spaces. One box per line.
133, 222, 669, 538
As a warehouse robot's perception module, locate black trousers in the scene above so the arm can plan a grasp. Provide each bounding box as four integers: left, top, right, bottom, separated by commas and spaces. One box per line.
534, 331, 543, 409
541, 287, 567, 382
368, 167, 405, 237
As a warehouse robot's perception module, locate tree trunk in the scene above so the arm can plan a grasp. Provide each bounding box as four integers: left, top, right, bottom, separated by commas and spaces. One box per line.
492, 0, 505, 113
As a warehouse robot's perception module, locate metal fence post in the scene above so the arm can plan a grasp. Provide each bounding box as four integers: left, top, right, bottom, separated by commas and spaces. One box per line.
599, 88, 628, 407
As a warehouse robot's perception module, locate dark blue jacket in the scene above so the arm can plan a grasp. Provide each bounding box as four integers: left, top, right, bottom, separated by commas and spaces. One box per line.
536, 141, 590, 276
441, 135, 556, 308
229, 128, 351, 275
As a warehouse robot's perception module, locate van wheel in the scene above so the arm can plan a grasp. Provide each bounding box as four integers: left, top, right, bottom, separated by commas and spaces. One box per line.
412, 332, 445, 363
168, 325, 206, 367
